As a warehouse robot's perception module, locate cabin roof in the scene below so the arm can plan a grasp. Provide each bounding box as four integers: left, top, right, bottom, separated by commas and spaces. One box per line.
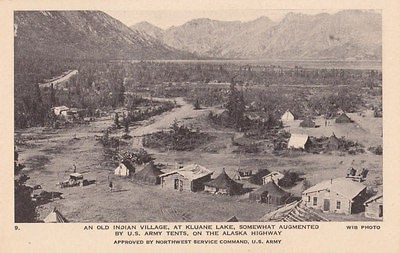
303, 177, 366, 200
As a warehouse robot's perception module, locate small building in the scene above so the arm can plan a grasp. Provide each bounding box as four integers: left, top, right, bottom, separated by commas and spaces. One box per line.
159, 164, 213, 192
52, 106, 69, 116
235, 168, 253, 180
287, 134, 312, 150
249, 182, 290, 205
281, 110, 295, 122
204, 169, 243, 195
114, 160, 135, 177
325, 134, 341, 151
302, 178, 367, 214
259, 200, 329, 222
44, 208, 68, 223
299, 118, 316, 128
364, 191, 383, 220
132, 162, 162, 185
335, 113, 352, 123
262, 171, 284, 185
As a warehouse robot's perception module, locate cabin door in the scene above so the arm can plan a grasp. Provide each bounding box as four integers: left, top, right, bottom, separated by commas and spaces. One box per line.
179, 180, 183, 191
379, 205, 383, 217
323, 199, 330, 211
174, 179, 183, 191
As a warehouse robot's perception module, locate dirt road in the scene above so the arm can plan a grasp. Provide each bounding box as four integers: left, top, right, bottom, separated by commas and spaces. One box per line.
131, 97, 210, 137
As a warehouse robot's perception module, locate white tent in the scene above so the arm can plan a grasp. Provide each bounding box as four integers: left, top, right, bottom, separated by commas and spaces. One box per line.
281, 110, 295, 122
287, 134, 310, 149
44, 208, 68, 223
114, 162, 131, 177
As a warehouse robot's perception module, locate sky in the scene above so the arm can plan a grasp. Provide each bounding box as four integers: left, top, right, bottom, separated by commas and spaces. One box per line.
104, 9, 344, 29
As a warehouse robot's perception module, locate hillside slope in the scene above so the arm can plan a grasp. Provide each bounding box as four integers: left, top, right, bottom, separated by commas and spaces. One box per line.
14, 11, 191, 60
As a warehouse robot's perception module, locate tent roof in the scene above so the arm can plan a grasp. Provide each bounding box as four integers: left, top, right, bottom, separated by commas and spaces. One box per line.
226, 216, 239, 222
204, 169, 242, 189
336, 113, 352, 122
281, 110, 295, 119
288, 134, 310, 149
328, 134, 340, 143
133, 162, 162, 179
259, 200, 329, 222
300, 118, 315, 126
254, 182, 289, 197
303, 177, 366, 200
44, 208, 68, 223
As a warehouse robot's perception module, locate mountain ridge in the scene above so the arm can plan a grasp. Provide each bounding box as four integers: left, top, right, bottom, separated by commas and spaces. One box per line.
130, 10, 381, 60
14, 11, 193, 60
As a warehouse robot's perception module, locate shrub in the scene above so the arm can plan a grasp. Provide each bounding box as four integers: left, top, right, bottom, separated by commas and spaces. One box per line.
368, 145, 383, 155
278, 170, 303, 188
249, 169, 271, 185
143, 121, 213, 151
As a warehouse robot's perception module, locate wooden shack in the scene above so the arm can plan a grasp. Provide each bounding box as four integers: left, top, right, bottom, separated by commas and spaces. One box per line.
364, 192, 383, 220
159, 164, 213, 192
302, 178, 367, 214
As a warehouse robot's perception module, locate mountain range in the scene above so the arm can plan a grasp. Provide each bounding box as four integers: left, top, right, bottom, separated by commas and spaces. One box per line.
13, 10, 382, 61
131, 10, 382, 60
14, 11, 192, 60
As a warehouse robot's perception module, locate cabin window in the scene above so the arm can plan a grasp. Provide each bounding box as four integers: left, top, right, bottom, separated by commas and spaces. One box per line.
336, 201, 341, 210
313, 197, 317, 206
307, 196, 310, 202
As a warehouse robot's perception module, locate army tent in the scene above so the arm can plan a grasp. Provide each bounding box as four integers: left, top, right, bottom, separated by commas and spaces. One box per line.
281, 110, 295, 122
325, 134, 341, 151
287, 134, 312, 150
204, 169, 243, 195
133, 162, 162, 185
335, 113, 352, 123
226, 216, 239, 222
299, 118, 316, 128
44, 208, 68, 223
249, 182, 290, 205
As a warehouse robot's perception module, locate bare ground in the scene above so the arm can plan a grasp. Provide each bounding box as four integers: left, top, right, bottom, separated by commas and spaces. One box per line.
16, 98, 382, 222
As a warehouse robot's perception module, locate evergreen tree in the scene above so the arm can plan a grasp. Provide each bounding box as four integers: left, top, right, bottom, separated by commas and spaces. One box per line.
193, 99, 201, 110
226, 84, 245, 129
123, 116, 129, 134
114, 113, 120, 128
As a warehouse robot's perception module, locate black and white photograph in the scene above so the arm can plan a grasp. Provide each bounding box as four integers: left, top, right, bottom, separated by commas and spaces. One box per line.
12, 8, 384, 224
